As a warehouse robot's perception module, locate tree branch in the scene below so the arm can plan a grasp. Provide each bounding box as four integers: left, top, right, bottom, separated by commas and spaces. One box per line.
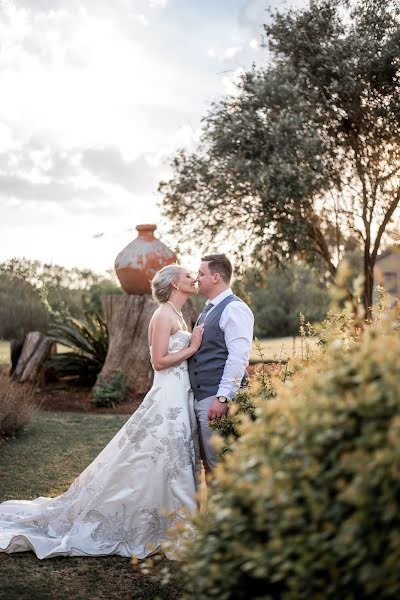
371, 189, 400, 264
308, 220, 337, 276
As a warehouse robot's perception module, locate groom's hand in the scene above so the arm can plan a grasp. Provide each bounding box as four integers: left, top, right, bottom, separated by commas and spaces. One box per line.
208, 397, 229, 421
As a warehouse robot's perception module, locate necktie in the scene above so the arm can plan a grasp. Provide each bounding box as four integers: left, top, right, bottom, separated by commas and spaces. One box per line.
197, 303, 214, 325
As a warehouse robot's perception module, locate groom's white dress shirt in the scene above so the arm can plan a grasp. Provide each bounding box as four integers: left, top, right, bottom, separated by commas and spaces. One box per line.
203, 288, 254, 400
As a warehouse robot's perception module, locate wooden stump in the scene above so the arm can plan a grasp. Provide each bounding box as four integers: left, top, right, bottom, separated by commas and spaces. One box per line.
96, 294, 198, 397
12, 331, 56, 383
10, 337, 25, 375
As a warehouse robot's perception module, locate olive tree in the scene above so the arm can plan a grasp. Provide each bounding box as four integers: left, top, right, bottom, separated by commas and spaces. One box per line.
160, 0, 400, 318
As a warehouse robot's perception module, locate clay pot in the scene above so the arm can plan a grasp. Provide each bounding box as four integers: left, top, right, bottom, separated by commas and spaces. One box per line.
115, 224, 177, 294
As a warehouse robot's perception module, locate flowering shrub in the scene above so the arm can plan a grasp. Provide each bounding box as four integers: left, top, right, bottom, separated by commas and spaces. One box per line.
170, 305, 400, 599
209, 363, 276, 455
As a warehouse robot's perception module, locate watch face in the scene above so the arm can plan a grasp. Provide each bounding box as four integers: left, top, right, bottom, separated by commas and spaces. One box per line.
218, 396, 227, 403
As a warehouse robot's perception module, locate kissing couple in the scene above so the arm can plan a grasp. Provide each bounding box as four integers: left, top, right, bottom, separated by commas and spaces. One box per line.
0, 253, 254, 560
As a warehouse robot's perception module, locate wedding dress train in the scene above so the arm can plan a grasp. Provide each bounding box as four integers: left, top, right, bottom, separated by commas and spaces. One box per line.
0, 330, 200, 559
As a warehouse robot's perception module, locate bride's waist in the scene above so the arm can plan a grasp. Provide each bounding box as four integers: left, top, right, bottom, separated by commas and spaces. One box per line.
152, 359, 189, 376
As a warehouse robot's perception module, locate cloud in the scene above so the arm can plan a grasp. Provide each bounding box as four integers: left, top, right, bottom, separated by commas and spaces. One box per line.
80, 147, 162, 194
208, 45, 243, 60
0, 0, 270, 272
0, 171, 105, 205
148, 0, 168, 7
130, 13, 149, 26
224, 46, 242, 59
0, 139, 171, 218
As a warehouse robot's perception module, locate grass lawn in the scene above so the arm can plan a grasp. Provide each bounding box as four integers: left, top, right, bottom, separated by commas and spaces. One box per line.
1, 337, 317, 366
0, 341, 73, 366
0, 411, 183, 600
0, 340, 9, 365
249, 335, 318, 363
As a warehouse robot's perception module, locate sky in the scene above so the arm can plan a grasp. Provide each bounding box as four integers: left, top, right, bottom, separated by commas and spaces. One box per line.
0, 0, 304, 275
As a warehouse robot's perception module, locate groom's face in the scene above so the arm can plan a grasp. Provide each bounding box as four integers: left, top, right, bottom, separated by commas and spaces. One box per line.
196, 261, 215, 296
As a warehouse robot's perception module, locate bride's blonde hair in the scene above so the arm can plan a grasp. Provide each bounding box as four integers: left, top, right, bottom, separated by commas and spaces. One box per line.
151, 264, 182, 303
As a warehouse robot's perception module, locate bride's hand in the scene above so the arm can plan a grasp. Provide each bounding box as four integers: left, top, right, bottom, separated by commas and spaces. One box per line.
189, 324, 204, 352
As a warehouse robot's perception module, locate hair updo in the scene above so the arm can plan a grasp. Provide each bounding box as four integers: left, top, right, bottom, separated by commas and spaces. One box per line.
151, 264, 182, 303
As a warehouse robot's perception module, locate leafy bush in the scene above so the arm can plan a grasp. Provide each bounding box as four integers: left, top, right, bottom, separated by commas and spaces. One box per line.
209, 360, 277, 455
91, 369, 128, 408
45, 313, 108, 385
171, 312, 400, 599
0, 372, 35, 439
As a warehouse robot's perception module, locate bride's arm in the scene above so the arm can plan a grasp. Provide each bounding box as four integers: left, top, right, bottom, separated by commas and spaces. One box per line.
150, 314, 204, 371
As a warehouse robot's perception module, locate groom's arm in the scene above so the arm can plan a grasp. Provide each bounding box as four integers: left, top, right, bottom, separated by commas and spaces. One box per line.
216, 301, 254, 400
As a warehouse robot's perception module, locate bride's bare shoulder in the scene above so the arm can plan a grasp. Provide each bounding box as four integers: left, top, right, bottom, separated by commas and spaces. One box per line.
149, 304, 173, 337
151, 304, 173, 324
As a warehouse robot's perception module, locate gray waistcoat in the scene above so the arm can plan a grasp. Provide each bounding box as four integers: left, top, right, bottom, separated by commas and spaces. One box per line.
188, 294, 247, 401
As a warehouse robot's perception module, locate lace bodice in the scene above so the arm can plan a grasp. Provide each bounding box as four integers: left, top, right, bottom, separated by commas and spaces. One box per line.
150, 330, 192, 381
167, 330, 192, 353
150, 330, 192, 354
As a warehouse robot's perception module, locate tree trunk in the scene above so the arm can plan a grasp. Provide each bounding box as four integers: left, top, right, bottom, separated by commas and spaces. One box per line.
363, 254, 374, 321
95, 294, 198, 398
12, 331, 56, 383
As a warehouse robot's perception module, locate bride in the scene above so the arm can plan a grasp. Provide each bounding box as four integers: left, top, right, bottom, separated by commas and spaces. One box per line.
0, 264, 203, 560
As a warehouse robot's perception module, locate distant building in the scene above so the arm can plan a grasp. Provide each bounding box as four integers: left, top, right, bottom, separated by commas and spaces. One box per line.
373, 245, 400, 301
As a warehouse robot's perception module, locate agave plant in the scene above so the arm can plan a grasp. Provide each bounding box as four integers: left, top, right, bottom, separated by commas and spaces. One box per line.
45, 312, 108, 385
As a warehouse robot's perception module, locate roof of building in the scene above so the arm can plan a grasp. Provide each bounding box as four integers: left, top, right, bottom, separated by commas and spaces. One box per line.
376, 245, 400, 262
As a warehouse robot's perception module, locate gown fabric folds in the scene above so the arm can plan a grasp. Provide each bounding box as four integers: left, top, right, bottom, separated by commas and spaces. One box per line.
0, 330, 200, 559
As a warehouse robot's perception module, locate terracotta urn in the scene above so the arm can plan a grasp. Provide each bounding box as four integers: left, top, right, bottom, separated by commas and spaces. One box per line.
115, 224, 177, 294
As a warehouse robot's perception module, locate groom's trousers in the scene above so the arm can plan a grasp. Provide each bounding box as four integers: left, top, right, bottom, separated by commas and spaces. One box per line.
193, 395, 219, 473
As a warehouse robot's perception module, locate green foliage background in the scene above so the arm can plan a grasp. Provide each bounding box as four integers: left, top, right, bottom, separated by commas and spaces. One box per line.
0, 258, 122, 340
242, 263, 330, 338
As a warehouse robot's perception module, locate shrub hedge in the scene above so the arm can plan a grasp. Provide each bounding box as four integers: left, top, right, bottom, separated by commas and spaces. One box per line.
173, 315, 400, 599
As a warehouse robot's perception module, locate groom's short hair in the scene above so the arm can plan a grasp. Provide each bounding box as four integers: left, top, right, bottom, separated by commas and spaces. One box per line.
201, 253, 232, 283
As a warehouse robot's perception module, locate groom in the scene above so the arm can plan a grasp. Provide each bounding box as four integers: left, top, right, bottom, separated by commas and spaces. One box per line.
188, 254, 254, 473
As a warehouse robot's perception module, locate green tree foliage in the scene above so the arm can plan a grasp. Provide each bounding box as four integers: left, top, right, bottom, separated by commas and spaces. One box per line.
0, 275, 49, 340
171, 309, 400, 599
242, 262, 330, 338
160, 0, 400, 318
0, 258, 121, 340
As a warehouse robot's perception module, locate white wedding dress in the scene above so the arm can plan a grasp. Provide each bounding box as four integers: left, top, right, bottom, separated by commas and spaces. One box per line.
0, 330, 200, 560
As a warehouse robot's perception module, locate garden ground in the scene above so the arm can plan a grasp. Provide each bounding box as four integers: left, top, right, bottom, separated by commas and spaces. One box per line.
0, 410, 182, 600
0, 334, 317, 598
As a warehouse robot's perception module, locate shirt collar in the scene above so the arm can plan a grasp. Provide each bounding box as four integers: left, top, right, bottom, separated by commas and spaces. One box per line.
206, 288, 233, 307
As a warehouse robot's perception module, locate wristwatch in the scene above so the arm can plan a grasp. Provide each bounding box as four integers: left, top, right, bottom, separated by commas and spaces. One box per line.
217, 396, 228, 403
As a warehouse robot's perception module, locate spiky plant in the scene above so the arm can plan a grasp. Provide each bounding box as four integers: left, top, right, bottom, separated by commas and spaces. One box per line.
45, 312, 108, 385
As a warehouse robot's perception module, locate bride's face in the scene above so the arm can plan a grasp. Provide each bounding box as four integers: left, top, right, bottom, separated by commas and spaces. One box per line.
176, 268, 197, 295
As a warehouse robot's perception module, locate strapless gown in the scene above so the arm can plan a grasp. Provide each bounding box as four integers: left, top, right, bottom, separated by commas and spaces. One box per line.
0, 330, 200, 559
